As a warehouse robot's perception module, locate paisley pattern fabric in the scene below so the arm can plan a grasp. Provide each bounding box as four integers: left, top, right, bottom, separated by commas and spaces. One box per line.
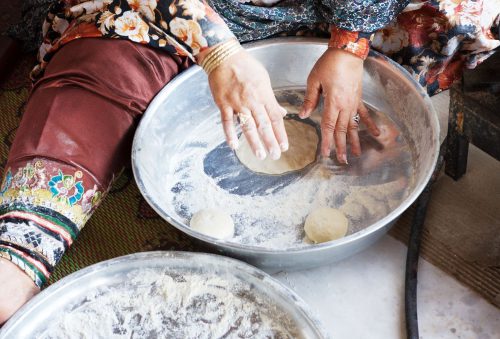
208, 0, 410, 42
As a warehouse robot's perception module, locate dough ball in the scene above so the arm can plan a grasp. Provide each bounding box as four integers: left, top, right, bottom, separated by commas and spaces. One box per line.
304, 208, 348, 243
190, 209, 234, 239
235, 119, 318, 175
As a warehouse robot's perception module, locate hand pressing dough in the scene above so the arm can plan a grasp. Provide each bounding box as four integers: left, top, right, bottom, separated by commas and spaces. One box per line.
235, 119, 318, 175
190, 209, 234, 239
304, 208, 348, 243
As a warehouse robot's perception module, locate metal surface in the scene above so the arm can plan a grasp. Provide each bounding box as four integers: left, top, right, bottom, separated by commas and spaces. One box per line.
131, 38, 440, 271
0, 252, 328, 338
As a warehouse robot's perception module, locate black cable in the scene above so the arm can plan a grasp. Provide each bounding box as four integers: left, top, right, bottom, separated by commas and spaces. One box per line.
405, 143, 446, 339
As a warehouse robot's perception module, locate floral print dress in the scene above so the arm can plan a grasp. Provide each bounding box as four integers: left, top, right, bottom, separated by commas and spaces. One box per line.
34, 0, 500, 95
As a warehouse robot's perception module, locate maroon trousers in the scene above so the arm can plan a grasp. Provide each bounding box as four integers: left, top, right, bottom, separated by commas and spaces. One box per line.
0, 39, 190, 287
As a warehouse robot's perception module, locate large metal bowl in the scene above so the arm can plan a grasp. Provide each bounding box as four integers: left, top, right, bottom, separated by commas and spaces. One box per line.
0, 252, 328, 338
131, 38, 439, 271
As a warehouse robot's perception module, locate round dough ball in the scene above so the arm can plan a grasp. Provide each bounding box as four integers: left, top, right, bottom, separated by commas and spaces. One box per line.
304, 208, 348, 243
190, 209, 235, 239
235, 119, 318, 175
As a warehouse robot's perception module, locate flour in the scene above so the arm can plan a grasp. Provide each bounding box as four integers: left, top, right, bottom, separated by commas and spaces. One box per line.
164, 89, 415, 249
38, 269, 301, 339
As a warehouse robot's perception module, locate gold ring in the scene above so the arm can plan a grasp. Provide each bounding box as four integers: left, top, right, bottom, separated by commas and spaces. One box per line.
237, 113, 251, 126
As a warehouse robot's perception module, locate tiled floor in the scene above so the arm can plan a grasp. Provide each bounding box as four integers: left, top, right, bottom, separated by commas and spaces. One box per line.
274, 236, 499, 339
273, 91, 500, 339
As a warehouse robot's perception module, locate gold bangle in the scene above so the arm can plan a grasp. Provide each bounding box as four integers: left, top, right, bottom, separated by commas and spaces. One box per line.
204, 43, 241, 74
202, 43, 240, 75
200, 39, 238, 70
205, 44, 242, 75
200, 39, 242, 75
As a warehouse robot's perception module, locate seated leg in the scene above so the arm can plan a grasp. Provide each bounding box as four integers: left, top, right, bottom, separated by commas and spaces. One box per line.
0, 38, 188, 324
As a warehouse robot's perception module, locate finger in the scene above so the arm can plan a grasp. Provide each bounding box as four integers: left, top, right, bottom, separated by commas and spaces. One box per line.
239, 107, 266, 160
220, 106, 239, 149
252, 105, 282, 160
320, 99, 338, 158
334, 110, 351, 164
358, 101, 380, 136
278, 104, 288, 117
299, 79, 321, 119
348, 114, 362, 156
266, 103, 289, 152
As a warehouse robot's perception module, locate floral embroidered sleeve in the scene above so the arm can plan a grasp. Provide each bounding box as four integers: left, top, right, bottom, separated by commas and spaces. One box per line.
32, 0, 236, 79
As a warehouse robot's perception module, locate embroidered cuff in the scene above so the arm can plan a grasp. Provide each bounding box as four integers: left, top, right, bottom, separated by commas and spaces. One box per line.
328, 26, 373, 60
0, 159, 105, 288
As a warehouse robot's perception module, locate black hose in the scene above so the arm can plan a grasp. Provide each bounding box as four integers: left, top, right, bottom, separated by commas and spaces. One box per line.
405, 143, 446, 339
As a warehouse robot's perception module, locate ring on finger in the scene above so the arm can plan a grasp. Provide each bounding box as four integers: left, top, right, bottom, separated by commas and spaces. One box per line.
352, 113, 360, 125
237, 112, 252, 127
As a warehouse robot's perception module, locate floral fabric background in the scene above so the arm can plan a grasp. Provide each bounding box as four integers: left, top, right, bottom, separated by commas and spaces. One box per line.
10, 0, 499, 95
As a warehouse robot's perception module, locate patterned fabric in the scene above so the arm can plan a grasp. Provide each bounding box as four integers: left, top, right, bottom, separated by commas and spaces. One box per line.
329, 27, 373, 60
27, 0, 500, 95
371, 0, 500, 94
0, 159, 105, 287
208, 0, 410, 42
30, 0, 235, 79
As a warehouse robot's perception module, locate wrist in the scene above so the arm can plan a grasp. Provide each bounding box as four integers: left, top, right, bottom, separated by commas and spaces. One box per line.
328, 26, 373, 60
197, 39, 243, 75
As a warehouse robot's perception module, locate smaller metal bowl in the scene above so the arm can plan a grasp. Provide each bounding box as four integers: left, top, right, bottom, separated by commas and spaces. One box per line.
0, 252, 328, 338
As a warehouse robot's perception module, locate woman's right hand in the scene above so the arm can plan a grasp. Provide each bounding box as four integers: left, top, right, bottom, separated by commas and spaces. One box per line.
206, 48, 288, 160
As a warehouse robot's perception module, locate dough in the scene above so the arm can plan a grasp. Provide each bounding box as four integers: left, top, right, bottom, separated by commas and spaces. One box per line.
190, 209, 235, 239
304, 208, 348, 243
235, 119, 319, 175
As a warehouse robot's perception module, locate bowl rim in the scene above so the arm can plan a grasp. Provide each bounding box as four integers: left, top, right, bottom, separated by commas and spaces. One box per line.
131, 37, 440, 254
0, 251, 329, 338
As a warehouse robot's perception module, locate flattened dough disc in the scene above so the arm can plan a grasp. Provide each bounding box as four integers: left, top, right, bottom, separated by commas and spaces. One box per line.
235, 119, 319, 175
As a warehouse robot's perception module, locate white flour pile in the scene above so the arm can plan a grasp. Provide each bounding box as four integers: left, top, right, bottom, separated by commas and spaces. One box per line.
164, 89, 415, 249
38, 269, 301, 339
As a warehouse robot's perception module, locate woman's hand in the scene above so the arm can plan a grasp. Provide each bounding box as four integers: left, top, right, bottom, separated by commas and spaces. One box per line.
299, 48, 380, 164
206, 48, 288, 160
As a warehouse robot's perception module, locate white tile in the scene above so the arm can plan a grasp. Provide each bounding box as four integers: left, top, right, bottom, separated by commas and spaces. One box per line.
273, 235, 500, 339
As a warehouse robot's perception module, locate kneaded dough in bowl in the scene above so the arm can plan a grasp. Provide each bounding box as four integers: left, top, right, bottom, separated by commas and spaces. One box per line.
190, 209, 235, 240
304, 208, 348, 243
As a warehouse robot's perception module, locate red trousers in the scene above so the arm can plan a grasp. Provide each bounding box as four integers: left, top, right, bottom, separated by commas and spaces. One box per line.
0, 39, 190, 287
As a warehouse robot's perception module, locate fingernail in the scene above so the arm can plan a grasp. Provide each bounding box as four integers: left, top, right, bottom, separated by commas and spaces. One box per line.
229, 140, 239, 150
256, 149, 266, 160
270, 149, 281, 160
280, 142, 289, 152
340, 154, 348, 164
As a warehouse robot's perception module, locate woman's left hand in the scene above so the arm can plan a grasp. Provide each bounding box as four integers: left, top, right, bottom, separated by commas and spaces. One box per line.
299, 48, 380, 164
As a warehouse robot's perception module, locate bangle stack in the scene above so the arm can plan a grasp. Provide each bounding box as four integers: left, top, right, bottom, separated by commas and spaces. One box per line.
200, 39, 243, 75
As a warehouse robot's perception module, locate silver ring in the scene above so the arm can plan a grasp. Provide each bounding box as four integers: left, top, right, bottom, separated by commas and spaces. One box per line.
237, 113, 251, 126
352, 113, 360, 125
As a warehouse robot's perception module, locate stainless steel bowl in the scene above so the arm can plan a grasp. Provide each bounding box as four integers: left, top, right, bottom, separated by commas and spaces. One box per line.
131, 38, 440, 271
0, 252, 328, 338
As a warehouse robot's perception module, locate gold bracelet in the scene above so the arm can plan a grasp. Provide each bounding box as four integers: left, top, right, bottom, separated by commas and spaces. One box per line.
204, 44, 242, 75
200, 39, 243, 75
200, 40, 238, 70
203, 43, 242, 74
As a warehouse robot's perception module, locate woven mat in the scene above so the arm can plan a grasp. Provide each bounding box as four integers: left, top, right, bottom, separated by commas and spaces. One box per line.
1, 54, 498, 308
